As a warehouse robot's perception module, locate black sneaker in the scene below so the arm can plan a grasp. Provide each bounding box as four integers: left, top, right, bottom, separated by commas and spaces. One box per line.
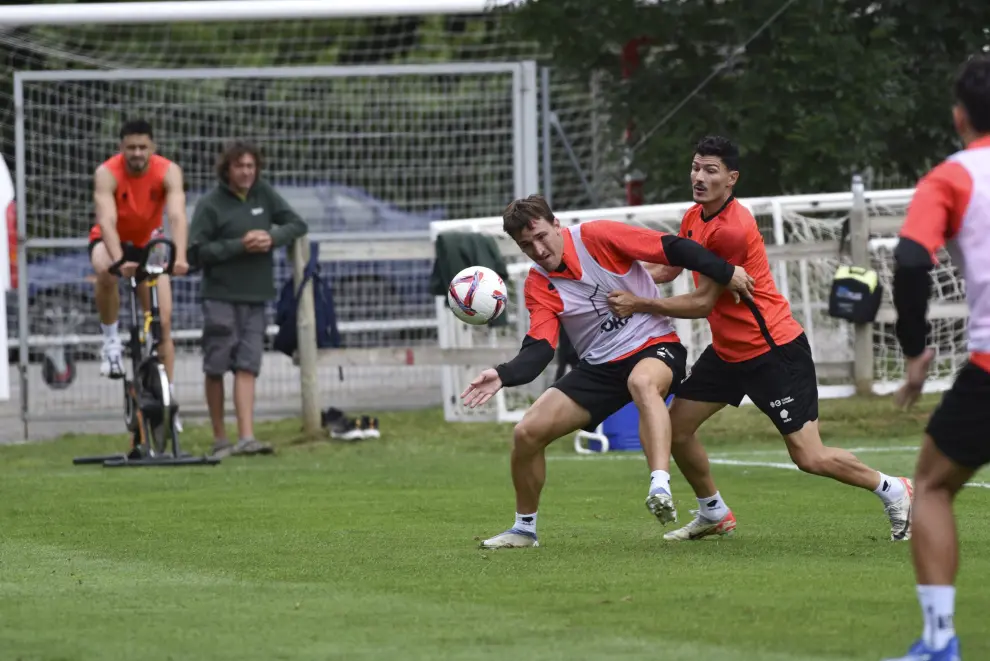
329, 416, 364, 441
360, 415, 381, 439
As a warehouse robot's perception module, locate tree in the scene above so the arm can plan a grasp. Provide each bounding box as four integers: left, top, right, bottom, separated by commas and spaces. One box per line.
501, 0, 990, 200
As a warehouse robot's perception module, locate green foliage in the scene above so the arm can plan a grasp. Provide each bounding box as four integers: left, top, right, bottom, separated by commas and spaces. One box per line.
504, 0, 990, 201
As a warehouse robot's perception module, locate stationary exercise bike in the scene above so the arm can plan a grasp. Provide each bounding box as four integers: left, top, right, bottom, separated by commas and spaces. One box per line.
73, 237, 220, 468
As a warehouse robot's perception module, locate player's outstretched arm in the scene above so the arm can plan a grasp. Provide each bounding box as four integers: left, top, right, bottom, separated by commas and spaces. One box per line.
462, 271, 558, 409
608, 275, 722, 320
586, 220, 753, 300
163, 163, 189, 274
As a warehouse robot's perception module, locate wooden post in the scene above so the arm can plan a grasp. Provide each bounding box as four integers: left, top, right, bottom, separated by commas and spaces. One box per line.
849, 175, 874, 396
292, 236, 321, 434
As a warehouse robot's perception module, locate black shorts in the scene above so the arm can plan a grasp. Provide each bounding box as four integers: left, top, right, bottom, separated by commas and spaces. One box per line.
926, 362, 990, 469
553, 341, 687, 432
677, 333, 818, 435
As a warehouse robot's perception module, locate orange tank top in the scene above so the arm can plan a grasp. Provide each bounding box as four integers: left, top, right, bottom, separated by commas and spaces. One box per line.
103, 153, 171, 245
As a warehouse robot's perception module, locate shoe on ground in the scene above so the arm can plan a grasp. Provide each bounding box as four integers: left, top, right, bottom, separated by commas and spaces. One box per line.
645, 488, 678, 525
210, 439, 234, 459
329, 417, 364, 441
882, 636, 961, 660
480, 528, 539, 549
886, 477, 914, 541
360, 415, 381, 439
663, 510, 737, 541
100, 336, 125, 379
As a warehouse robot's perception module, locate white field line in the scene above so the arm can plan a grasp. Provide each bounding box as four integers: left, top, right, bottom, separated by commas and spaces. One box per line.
548, 446, 990, 490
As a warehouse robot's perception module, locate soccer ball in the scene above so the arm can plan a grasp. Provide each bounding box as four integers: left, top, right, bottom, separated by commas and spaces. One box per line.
447, 266, 508, 326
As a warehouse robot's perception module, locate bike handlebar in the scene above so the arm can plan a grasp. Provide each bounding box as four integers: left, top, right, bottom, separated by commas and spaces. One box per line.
107, 237, 178, 281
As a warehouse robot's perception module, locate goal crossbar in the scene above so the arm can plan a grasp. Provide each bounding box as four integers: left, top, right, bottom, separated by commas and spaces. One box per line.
0, 0, 511, 26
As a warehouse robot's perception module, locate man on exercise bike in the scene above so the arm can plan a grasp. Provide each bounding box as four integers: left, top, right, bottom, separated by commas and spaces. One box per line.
88, 119, 189, 414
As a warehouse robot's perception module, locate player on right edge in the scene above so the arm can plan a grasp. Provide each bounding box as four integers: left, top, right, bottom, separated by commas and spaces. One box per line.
881, 53, 990, 661
607, 136, 914, 543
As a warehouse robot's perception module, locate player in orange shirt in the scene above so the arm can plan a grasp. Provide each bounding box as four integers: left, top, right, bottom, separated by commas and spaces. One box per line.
88, 119, 189, 394
608, 136, 914, 542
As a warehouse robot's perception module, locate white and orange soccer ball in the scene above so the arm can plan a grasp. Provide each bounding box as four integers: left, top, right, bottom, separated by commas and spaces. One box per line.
447, 265, 508, 326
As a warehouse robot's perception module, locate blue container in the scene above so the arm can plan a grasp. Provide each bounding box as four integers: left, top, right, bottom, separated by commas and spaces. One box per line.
588, 394, 675, 453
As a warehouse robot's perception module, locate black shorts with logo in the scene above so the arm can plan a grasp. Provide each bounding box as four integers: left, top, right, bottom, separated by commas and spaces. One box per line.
926, 362, 990, 469
677, 333, 819, 435
553, 341, 688, 432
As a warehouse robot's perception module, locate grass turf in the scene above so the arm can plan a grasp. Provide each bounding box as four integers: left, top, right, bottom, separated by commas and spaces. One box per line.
0, 393, 985, 661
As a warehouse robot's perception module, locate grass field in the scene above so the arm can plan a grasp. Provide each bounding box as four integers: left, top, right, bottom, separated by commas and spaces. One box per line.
0, 393, 986, 661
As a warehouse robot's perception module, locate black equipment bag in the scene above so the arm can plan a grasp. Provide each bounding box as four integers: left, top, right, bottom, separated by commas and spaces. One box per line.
827, 217, 883, 324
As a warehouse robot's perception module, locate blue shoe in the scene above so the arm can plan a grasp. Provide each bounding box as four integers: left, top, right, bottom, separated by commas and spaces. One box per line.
883, 636, 961, 661
645, 488, 677, 525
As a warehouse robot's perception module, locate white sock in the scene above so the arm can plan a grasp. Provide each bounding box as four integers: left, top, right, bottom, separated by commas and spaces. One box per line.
514, 512, 537, 535
917, 585, 956, 650
874, 472, 906, 504
697, 492, 730, 522
649, 470, 671, 495
101, 322, 118, 339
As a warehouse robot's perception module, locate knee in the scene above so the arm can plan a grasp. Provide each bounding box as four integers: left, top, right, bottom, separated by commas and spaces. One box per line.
627, 371, 667, 404
512, 420, 549, 456
94, 270, 117, 288
791, 449, 828, 476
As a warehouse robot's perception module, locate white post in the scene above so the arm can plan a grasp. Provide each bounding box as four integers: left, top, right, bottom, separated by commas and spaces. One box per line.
850, 175, 874, 395
292, 236, 321, 434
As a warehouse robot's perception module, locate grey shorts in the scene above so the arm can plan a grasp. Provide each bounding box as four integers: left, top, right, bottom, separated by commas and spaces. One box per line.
202, 299, 267, 377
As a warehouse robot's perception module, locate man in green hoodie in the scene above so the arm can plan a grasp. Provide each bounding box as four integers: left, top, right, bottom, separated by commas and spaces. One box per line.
189, 140, 308, 457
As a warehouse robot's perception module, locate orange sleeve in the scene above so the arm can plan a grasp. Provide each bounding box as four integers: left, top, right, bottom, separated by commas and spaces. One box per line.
579, 219, 670, 274
706, 223, 749, 265
524, 269, 563, 349
900, 160, 971, 257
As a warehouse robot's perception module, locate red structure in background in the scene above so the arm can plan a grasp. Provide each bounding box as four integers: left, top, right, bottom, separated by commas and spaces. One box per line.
621, 36, 652, 207
6, 199, 16, 289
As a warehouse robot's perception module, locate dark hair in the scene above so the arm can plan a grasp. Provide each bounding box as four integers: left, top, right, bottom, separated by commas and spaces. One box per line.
955, 54, 990, 134
503, 194, 554, 237
216, 140, 263, 182
119, 119, 153, 140
694, 135, 739, 172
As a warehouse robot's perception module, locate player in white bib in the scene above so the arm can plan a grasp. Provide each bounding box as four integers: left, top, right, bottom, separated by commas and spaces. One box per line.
461, 195, 755, 548
883, 53, 990, 661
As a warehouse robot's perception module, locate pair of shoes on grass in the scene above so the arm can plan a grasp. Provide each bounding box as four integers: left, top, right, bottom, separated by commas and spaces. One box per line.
321, 407, 381, 441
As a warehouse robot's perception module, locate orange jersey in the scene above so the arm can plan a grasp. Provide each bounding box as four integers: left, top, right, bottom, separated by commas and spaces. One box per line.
89, 153, 171, 246
680, 197, 803, 362
524, 220, 679, 362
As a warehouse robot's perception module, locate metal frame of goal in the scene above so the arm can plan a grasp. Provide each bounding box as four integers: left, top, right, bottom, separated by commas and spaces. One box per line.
10, 61, 539, 431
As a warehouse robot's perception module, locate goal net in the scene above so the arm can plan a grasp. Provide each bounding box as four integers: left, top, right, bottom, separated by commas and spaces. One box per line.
1, 8, 620, 423
432, 186, 969, 423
